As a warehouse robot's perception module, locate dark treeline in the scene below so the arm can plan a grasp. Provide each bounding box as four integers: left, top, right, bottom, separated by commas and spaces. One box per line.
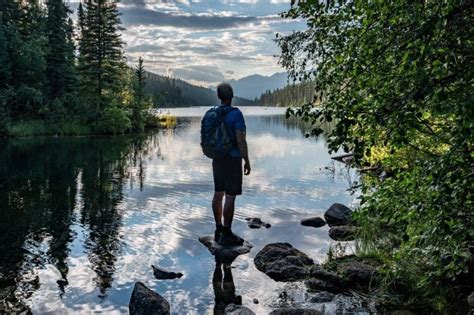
0, 0, 150, 137
144, 72, 256, 108
257, 81, 317, 107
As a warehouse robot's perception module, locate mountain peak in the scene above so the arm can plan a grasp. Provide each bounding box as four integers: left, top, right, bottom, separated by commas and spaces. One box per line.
228, 72, 288, 99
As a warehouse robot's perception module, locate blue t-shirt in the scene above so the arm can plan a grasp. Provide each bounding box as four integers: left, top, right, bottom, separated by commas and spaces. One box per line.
219, 104, 246, 158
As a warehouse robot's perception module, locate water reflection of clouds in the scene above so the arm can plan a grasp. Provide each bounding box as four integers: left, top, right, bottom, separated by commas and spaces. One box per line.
3, 110, 357, 314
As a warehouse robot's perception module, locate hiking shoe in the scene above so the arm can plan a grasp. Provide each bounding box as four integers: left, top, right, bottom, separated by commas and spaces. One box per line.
214, 225, 224, 241
218, 231, 244, 246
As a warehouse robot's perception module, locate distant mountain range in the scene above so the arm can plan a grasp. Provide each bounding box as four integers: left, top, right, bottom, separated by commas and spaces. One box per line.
144, 72, 255, 108
227, 72, 289, 100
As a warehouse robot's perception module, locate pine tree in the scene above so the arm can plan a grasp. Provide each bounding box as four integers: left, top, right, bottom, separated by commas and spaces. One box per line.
78, 0, 125, 115
45, 0, 75, 100
132, 57, 146, 131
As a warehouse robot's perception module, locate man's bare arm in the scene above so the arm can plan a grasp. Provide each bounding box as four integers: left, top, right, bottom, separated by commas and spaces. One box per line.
236, 130, 251, 175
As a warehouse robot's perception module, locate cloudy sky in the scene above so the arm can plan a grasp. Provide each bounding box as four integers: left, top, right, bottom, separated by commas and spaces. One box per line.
71, 0, 305, 86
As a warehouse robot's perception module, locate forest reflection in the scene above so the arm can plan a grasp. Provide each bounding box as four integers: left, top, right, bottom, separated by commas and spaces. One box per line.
0, 135, 159, 312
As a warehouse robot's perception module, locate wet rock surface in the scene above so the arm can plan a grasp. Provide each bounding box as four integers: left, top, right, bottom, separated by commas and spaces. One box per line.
305, 278, 341, 293
254, 243, 314, 281
309, 265, 344, 286
151, 265, 183, 280
129, 282, 170, 315
224, 304, 255, 315
199, 236, 252, 261
309, 291, 335, 303
245, 217, 271, 229
337, 261, 377, 286
269, 308, 322, 315
300, 217, 326, 228
324, 203, 354, 226
328, 225, 357, 241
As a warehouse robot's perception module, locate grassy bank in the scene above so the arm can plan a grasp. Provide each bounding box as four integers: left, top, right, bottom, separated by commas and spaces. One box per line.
4, 115, 177, 138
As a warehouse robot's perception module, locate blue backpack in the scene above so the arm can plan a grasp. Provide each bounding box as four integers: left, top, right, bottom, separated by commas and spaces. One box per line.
200, 106, 237, 159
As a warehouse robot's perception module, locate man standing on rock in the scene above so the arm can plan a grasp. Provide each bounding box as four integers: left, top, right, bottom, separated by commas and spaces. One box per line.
200, 83, 251, 246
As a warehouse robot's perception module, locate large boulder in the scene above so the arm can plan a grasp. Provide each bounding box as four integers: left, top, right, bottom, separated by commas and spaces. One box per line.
324, 203, 354, 226
254, 243, 314, 281
224, 304, 255, 315
300, 217, 326, 228
328, 225, 357, 241
309, 265, 344, 286
129, 282, 170, 315
199, 236, 252, 262
269, 308, 322, 315
337, 261, 377, 287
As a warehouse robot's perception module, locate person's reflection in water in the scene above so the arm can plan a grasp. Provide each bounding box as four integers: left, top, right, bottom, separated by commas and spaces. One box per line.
212, 255, 242, 314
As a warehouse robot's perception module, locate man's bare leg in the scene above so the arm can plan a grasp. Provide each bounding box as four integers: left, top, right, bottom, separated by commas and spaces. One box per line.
223, 194, 236, 228
212, 191, 225, 227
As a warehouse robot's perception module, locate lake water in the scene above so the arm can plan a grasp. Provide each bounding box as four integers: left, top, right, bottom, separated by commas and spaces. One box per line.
0, 107, 363, 314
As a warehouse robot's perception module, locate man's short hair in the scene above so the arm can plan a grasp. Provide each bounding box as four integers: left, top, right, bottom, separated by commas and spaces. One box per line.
217, 83, 234, 101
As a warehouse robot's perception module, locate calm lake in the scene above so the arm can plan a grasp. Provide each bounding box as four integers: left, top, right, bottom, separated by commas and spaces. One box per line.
0, 107, 362, 314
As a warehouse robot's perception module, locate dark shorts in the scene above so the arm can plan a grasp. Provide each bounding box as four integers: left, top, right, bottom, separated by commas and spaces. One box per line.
213, 157, 243, 196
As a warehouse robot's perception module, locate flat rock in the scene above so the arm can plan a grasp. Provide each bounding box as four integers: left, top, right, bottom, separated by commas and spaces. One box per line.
269, 308, 322, 315
328, 225, 357, 241
309, 291, 335, 303
224, 304, 255, 315
300, 217, 326, 228
129, 282, 170, 315
199, 236, 252, 261
245, 217, 271, 229
151, 265, 183, 280
324, 203, 354, 226
337, 261, 377, 286
305, 278, 341, 293
254, 243, 314, 281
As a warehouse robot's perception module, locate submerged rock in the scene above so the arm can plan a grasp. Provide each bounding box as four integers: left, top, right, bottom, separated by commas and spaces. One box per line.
309, 291, 335, 303
245, 217, 271, 229
151, 265, 183, 280
269, 308, 322, 315
300, 217, 326, 228
324, 203, 354, 226
328, 225, 357, 241
224, 304, 255, 315
199, 236, 252, 262
129, 282, 170, 315
337, 261, 377, 286
254, 243, 314, 281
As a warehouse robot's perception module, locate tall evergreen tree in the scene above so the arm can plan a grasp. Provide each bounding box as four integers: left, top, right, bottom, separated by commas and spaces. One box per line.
45, 0, 75, 100
78, 0, 125, 115
132, 57, 146, 130
0, 17, 11, 87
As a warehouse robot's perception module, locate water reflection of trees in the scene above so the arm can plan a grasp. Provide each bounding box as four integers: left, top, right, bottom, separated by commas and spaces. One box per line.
0, 134, 160, 312
259, 115, 333, 141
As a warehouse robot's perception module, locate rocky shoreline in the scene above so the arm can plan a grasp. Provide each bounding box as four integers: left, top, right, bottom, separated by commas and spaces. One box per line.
127, 202, 472, 314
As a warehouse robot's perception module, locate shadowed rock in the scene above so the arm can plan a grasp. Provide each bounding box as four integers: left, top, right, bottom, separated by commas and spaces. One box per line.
309, 265, 344, 286
328, 225, 357, 241
269, 308, 322, 315
245, 217, 271, 229
309, 291, 335, 303
305, 278, 341, 293
199, 236, 252, 262
151, 265, 183, 280
337, 261, 377, 286
129, 282, 170, 315
254, 243, 314, 281
224, 304, 255, 315
324, 203, 354, 226
300, 217, 326, 228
